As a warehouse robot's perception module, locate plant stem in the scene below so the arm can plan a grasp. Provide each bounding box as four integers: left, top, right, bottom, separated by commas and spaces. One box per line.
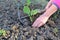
30, 16, 33, 22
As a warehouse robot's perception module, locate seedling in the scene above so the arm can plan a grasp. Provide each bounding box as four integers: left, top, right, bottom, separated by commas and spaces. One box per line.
0, 29, 6, 36
23, 0, 39, 22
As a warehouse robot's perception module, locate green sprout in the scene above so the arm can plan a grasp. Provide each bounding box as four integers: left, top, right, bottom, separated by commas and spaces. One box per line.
23, 0, 39, 22
23, 6, 38, 22
0, 29, 6, 36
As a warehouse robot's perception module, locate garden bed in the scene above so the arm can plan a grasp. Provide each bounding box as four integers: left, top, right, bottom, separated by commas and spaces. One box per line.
0, 0, 60, 40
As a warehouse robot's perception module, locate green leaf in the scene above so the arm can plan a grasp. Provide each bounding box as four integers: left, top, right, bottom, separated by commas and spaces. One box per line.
23, 6, 30, 16
26, 0, 31, 6
0, 30, 3, 36
0, 29, 6, 36
2, 30, 6, 36
31, 9, 38, 16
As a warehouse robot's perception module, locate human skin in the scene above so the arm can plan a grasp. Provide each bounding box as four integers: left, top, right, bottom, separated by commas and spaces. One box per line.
45, 0, 52, 10
32, 0, 58, 28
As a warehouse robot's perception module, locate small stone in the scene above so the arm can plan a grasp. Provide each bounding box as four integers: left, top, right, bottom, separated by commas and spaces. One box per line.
24, 32, 29, 36
16, 29, 19, 33
12, 25, 18, 31
6, 31, 10, 34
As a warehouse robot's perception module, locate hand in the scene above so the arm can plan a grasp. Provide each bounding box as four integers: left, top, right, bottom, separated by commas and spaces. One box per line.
32, 14, 49, 28
45, 7, 49, 10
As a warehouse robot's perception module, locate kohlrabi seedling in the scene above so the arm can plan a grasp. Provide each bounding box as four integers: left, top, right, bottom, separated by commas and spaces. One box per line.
23, 0, 39, 22
23, 6, 38, 22
0, 29, 6, 36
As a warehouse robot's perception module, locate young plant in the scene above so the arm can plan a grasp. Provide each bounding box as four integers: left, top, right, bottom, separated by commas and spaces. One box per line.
0, 29, 6, 36
23, 6, 38, 22
23, 0, 39, 22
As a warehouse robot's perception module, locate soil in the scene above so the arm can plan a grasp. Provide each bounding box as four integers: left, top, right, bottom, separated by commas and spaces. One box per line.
0, 0, 60, 40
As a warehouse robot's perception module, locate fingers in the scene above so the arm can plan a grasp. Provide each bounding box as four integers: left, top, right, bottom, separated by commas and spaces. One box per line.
32, 18, 44, 28
32, 21, 44, 28
32, 17, 43, 28
32, 15, 48, 28
37, 22, 44, 28
32, 19, 39, 28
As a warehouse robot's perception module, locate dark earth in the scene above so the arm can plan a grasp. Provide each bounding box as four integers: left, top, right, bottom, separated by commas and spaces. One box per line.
0, 0, 60, 40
